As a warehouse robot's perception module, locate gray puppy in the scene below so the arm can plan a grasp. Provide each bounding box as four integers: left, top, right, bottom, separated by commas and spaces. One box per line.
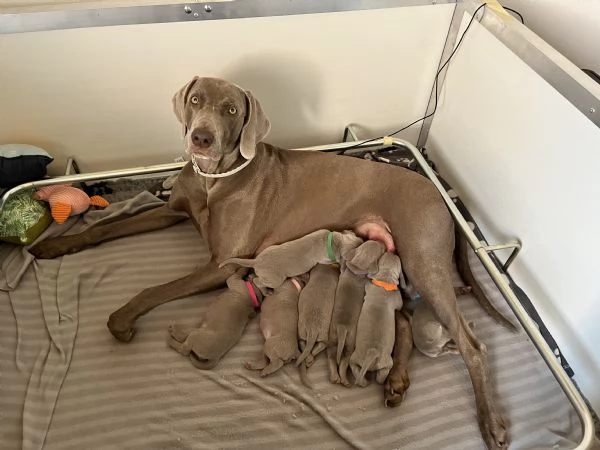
219, 229, 362, 292
412, 290, 473, 358
350, 252, 404, 387
245, 276, 312, 386
296, 263, 340, 367
327, 240, 386, 386
167, 269, 257, 369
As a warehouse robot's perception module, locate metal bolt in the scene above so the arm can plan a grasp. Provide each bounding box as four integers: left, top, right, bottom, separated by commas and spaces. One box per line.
204, 4, 212, 13
590, 107, 597, 114
183, 5, 192, 14
193, 12, 199, 17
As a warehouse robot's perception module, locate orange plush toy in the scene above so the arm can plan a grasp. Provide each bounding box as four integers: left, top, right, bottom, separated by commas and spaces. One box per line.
35, 184, 109, 224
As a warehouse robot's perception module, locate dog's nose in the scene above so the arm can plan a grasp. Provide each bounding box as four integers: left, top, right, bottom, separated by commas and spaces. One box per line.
191, 129, 214, 149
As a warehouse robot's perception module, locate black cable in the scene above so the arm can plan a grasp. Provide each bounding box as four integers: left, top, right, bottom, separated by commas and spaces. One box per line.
503, 6, 525, 24
332, 3, 487, 154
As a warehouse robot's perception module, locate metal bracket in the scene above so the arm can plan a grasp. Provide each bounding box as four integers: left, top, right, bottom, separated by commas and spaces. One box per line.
64, 157, 81, 176
482, 239, 522, 272
342, 124, 360, 142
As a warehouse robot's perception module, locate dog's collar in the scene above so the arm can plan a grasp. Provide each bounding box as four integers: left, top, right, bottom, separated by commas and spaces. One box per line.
327, 231, 336, 262
192, 155, 253, 179
244, 280, 262, 309
371, 279, 399, 291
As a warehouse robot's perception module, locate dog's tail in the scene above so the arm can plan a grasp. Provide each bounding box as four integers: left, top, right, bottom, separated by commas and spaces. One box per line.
356, 348, 379, 386
336, 326, 348, 364
218, 257, 256, 269
296, 333, 317, 366
298, 361, 313, 389
455, 231, 518, 331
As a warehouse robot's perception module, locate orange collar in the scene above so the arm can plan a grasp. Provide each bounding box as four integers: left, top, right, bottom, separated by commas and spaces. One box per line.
371, 279, 399, 291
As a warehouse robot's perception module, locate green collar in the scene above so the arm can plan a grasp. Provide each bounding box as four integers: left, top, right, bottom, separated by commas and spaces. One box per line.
327, 231, 336, 262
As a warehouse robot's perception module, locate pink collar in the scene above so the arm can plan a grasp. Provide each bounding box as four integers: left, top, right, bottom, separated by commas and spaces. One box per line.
245, 281, 261, 309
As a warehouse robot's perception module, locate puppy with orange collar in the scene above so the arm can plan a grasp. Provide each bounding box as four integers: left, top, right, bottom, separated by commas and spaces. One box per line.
350, 252, 405, 387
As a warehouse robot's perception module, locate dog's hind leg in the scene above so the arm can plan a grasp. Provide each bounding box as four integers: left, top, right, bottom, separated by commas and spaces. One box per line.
399, 216, 507, 449
30, 204, 188, 259
384, 310, 413, 407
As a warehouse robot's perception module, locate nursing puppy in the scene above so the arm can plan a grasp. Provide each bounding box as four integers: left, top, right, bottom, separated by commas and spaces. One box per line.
412, 293, 473, 358
327, 240, 386, 386
220, 230, 362, 292
167, 270, 257, 369
296, 263, 340, 367
245, 276, 311, 385
350, 252, 404, 387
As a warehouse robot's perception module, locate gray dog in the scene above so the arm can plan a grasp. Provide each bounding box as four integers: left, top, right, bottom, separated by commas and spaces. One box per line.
245, 276, 311, 386
296, 263, 340, 368
31, 77, 513, 448
220, 229, 361, 292
327, 240, 386, 386
167, 270, 257, 369
350, 252, 404, 387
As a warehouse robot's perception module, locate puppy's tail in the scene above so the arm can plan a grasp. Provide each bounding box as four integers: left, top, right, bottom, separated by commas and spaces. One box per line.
336, 326, 348, 364
356, 348, 379, 386
298, 362, 313, 389
218, 257, 255, 269
296, 333, 317, 366
455, 231, 518, 332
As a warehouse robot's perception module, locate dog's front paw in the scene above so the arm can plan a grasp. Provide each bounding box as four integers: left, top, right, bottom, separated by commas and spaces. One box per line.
107, 310, 136, 342
384, 368, 410, 407
480, 411, 508, 449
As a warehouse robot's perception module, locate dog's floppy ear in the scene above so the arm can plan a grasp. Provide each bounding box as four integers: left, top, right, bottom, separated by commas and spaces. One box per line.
172, 76, 199, 138
240, 90, 271, 160
345, 240, 385, 275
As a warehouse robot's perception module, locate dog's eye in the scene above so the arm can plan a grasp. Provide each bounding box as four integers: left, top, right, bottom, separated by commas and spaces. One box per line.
228, 106, 237, 115
190, 96, 199, 105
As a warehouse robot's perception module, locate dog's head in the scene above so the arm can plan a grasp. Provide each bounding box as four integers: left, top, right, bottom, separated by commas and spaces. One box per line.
344, 240, 386, 277
374, 252, 406, 287
172, 77, 271, 164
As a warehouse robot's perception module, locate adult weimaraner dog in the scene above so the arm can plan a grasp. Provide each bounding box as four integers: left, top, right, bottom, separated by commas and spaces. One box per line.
29, 76, 510, 449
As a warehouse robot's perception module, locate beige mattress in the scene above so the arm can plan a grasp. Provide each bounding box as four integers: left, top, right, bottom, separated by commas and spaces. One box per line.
0, 195, 582, 450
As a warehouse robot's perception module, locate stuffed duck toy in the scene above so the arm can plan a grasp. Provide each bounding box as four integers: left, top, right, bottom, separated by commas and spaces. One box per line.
35, 184, 109, 224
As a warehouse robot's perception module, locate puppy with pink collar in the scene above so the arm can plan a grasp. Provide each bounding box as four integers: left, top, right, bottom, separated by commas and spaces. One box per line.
245, 275, 311, 386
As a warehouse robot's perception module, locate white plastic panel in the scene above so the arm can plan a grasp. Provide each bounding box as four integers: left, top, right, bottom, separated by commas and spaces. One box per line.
0, 4, 453, 173
427, 18, 600, 411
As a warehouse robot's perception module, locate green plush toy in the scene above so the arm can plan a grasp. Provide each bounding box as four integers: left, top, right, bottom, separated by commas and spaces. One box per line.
0, 190, 52, 245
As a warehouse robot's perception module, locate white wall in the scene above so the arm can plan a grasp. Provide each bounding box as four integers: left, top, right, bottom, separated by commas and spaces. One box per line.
427, 15, 600, 412
0, 4, 452, 174
503, 0, 600, 74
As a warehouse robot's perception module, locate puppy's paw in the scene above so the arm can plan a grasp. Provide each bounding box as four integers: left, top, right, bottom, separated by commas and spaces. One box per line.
384, 368, 410, 407
168, 324, 189, 343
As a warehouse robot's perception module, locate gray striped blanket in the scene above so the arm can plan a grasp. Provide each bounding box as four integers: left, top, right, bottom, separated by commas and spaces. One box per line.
0, 194, 581, 449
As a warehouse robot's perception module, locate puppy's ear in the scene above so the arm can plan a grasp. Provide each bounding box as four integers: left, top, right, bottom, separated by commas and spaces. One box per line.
172, 77, 199, 138
240, 90, 271, 160
394, 254, 407, 289
346, 241, 385, 275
